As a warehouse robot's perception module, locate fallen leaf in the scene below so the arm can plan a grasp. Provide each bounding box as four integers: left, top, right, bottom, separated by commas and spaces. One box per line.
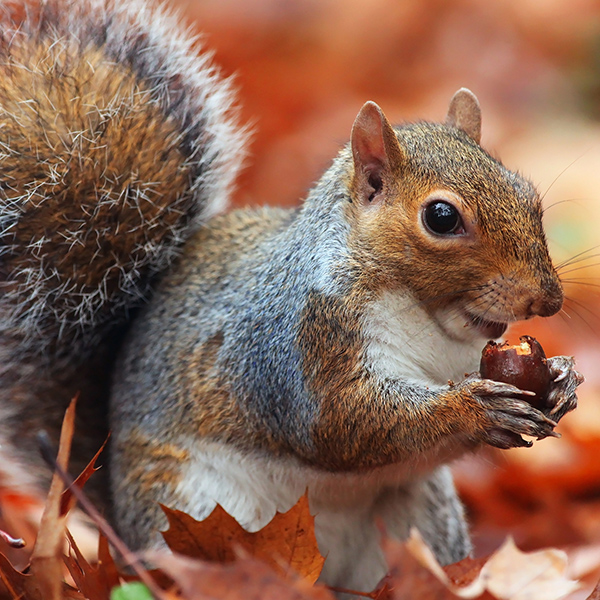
30, 397, 77, 600
382, 530, 460, 600
64, 530, 115, 600
383, 530, 579, 600
151, 551, 334, 600
161, 492, 325, 583
483, 537, 579, 600
0, 551, 39, 600
60, 436, 109, 517
367, 574, 395, 599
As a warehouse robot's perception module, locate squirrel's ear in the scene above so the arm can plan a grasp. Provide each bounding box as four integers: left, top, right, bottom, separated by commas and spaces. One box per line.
351, 101, 404, 205
445, 88, 481, 144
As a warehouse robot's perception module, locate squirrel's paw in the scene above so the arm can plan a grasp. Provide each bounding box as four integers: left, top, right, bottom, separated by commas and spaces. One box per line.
459, 375, 559, 450
544, 355, 583, 422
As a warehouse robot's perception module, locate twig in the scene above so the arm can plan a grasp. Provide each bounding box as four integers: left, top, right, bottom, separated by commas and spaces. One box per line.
37, 431, 166, 600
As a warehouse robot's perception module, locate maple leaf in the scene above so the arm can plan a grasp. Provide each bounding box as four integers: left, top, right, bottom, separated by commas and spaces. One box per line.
160, 492, 325, 583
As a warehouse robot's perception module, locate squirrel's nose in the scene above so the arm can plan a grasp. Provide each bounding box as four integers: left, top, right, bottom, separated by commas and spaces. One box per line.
527, 279, 563, 318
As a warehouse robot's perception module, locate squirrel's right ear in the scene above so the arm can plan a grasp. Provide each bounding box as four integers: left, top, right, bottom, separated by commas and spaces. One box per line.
445, 88, 482, 144
351, 101, 405, 206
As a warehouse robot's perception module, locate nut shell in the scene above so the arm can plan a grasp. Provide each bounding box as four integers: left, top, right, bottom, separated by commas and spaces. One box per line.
479, 336, 552, 410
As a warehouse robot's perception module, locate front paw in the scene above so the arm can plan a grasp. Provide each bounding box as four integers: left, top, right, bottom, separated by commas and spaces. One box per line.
544, 355, 584, 422
457, 375, 559, 450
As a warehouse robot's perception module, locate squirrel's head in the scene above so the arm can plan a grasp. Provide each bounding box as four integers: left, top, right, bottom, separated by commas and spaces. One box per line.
346, 88, 563, 342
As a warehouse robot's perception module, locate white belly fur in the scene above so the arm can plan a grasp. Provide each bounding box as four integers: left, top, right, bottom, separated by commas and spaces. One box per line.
174, 440, 458, 592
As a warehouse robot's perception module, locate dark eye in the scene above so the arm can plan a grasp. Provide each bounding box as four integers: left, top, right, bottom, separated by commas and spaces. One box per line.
423, 201, 464, 235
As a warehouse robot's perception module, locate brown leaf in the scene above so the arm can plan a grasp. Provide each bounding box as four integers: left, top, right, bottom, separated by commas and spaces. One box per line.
97, 534, 121, 593
382, 531, 458, 600
60, 436, 108, 517
161, 492, 325, 583
30, 397, 77, 600
64, 530, 113, 600
151, 551, 334, 600
0, 552, 39, 600
383, 530, 579, 600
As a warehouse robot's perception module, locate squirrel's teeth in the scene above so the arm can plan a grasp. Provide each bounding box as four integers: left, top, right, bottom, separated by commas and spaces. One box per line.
465, 313, 507, 340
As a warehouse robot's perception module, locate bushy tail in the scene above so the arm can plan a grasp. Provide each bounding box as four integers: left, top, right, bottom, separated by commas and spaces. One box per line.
0, 0, 247, 356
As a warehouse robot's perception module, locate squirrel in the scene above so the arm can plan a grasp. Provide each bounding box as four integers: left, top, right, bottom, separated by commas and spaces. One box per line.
0, 0, 583, 593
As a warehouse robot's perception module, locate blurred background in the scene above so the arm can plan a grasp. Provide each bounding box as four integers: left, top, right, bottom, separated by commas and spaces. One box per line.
169, 0, 600, 587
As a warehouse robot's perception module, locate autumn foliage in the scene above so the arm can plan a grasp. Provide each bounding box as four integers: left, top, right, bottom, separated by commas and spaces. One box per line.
0, 395, 597, 600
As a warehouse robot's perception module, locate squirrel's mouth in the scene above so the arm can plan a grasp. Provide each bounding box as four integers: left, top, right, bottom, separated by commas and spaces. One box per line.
464, 312, 507, 339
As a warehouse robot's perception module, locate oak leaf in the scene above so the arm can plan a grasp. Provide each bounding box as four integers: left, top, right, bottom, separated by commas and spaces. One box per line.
60, 436, 108, 517
64, 531, 120, 600
160, 492, 325, 583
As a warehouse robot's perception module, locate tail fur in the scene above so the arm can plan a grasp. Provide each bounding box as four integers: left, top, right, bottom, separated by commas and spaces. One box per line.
0, 0, 246, 502
0, 0, 246, 355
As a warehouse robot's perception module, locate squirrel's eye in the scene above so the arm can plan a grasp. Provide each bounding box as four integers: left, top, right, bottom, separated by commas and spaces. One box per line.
423, 201, 464, 235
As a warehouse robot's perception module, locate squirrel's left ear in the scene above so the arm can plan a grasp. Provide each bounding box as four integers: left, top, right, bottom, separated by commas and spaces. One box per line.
351, 101, 405, 205
446, 88, 481, 144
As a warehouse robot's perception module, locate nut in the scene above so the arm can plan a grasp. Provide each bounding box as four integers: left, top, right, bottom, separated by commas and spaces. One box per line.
479, 335, 552, 410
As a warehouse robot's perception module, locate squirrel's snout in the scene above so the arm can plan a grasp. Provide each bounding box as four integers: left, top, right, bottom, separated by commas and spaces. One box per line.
527, 280, 563, 318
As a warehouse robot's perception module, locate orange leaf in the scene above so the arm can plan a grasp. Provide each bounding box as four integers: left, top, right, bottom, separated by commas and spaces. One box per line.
161, 492, 325, 583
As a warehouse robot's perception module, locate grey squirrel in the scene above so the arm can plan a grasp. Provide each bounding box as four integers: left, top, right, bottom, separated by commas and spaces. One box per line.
0, 0, 583, 593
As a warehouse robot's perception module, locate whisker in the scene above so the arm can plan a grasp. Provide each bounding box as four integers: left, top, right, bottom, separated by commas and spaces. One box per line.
540, 149, 592, 204
562, 297, 598, 333
560, 279, 600, 290
555, 247, 600, 270
543, 198, 587, 213
558, 262, 600, 277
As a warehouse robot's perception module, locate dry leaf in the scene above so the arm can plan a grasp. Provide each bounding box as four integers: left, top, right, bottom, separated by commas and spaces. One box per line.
382, 530, 460, 600
383, 530, 579, 600
60, 436, 108, 517
151, 551, 334, 600
482, 537, 579, 600
30, 397, 77, 600
64, 531, 116, 600
0, 551, 40, 600
161, 492, 325, 583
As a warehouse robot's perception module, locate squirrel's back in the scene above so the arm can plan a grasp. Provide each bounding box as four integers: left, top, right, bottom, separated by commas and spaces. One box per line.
0, 0, 245, 498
